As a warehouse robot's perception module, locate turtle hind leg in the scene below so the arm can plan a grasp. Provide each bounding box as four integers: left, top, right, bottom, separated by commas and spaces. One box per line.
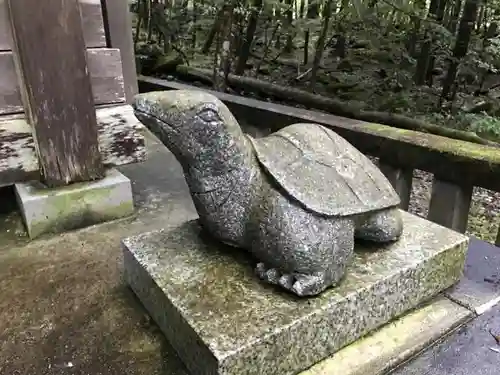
355, 207, 403, 243
272, 218, 355, 297
254, 264, 326, 296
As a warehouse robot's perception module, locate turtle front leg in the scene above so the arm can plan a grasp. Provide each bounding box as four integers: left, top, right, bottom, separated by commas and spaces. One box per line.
253, 217, 356, 297
355, 207, 403, 243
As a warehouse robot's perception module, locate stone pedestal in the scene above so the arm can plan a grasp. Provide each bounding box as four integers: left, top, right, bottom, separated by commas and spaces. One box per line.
15, 168, 134, 239
122, 211, 468, 375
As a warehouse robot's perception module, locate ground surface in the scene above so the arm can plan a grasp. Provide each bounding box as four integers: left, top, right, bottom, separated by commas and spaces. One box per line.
393, 301, 500, 375
0, 133, 194, 375
0, 130, 499, 375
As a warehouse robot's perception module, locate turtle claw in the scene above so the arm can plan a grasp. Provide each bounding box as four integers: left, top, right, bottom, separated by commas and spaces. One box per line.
255, 262, 267, 279
278, 274, 294, 290
254, 263, 281, 284
255, 264, 328, 296
291, 273, 327, 297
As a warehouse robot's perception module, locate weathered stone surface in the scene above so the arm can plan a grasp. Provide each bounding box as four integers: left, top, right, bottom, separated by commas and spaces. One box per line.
300, 297, 472, 375
123, 210, 468, 375
15, 168, 134, 239
133, 90, 403, 297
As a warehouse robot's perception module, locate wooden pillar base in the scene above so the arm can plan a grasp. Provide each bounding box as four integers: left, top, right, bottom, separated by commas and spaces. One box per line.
14, 168, 134, 239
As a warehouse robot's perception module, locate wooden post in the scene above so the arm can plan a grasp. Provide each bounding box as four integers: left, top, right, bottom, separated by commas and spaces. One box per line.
7, 0, 104, 187
427, 177, 473, 233
101, 0, 138, 103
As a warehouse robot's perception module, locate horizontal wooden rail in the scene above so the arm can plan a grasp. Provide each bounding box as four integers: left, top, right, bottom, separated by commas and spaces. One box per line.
0, 48, 126, 115
138, 76, 500, 244
138, 77, 500, 192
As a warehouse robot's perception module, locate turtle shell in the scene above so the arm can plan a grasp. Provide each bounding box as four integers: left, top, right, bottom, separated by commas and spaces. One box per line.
247, 123, 401, 217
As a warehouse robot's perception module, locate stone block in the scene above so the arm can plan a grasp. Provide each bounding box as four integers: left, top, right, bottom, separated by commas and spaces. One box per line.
122, 211, 469, 375
300, 296, 472, 375
15, 168, 134, 239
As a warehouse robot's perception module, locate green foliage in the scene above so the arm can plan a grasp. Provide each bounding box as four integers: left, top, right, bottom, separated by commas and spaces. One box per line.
465, 113, 500, 139
131, 0, 500, 140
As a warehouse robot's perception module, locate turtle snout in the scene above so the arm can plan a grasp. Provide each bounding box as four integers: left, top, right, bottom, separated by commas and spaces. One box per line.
132, 92, 159, 115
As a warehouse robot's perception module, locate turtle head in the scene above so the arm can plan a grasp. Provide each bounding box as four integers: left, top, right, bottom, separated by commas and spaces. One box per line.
133, 90, 249, 173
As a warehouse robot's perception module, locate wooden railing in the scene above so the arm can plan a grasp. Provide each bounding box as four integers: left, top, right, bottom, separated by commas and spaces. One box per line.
138, 76, 500, 247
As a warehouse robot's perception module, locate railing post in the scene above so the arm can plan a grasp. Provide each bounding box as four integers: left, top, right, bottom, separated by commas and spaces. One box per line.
7, 0, 104, 187
427, 177, 473, 233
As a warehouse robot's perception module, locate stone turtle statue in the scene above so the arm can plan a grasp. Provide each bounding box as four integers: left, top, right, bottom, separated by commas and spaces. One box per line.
133, 89, 404, 297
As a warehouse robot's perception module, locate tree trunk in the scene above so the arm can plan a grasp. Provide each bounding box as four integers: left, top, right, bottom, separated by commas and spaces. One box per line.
253, 22, 280, 76
477, 21, 497, 92
235, 0, 263, 75
134, 0, 146, 46
303, 0, 319, 65
147, 0, 156, 42
476, 4, 484, 30
481, 3, 488, 34
310, 0, 333, 90
284, 0, 294, 53
406, 17, 421, 57
441, 0, 481, 101
414, 0, 441, 85
202, 6, 225, 54
426, 0, 448, 85
299, 0, 305, 17
334, 32, 347, 58
406, 0, 425, 57
190, 0, 199, 51
447, 0, 463, 34
215, 4, 234, 91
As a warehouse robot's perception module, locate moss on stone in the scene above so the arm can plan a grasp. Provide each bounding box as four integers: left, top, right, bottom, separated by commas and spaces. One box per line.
21, 176, 134, 239
364, 123, 500, 165
29, 199, 134, 239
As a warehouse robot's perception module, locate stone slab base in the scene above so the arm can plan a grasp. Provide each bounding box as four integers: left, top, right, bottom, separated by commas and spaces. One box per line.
301, 296, 472, 375
122, 211, 469, 375
15, 168, 134, 239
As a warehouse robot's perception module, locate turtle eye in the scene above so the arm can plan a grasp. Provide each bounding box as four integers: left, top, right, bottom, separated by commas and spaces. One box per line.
197, 108, 219, 124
